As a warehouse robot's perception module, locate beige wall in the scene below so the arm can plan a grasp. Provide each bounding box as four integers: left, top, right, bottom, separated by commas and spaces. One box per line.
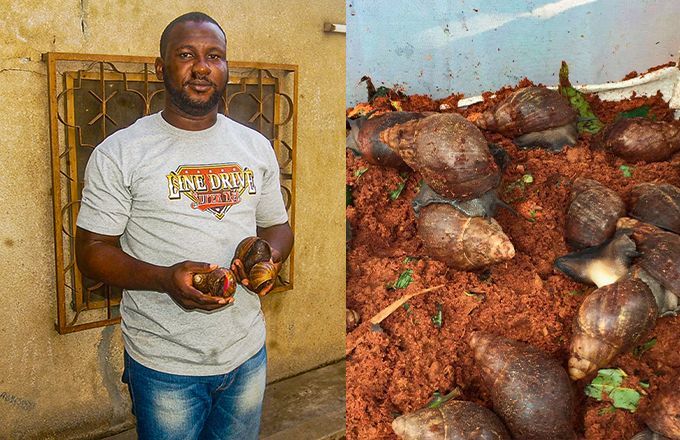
0, 1, 345, 438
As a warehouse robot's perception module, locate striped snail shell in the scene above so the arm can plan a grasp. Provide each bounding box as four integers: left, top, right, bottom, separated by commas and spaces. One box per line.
629, 183, 680, 234
565, 178, 625, 249
192, 267, 237, 298
568, 277, 657, 380
233, 236, 272, 274
248, 260, 277, 295
602, 117, 680, 163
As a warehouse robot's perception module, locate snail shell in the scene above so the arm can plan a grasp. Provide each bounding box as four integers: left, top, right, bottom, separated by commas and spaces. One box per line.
602, 117, 680, 163
391, 399, 511, 440
233, 236, 272, 274
192, 267, 237, 298
380, 113, 501, 201
417, 204, 515, 271
629, 183, 680, 234
630, 429, 672, 440
475, 86, 577, 138
249, 260, 277, 295
346, 112, 428, 170
565, 178, 625, 249
469, 332, 576, 440
554, 231, 638, 288
644, 375, 680, 440
568, 277, 657, 380
346, 308, 360, 332
617, 218, 680, 298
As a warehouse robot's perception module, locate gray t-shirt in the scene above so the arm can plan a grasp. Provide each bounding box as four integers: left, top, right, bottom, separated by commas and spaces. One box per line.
76, 112, 288, 375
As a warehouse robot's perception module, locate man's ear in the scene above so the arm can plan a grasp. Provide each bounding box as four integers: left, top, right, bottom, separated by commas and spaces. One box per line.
155, 57, 164, 81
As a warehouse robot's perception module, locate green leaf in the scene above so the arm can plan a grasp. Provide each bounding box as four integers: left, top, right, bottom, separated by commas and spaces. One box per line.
431, 303, 443, 328
426, 389, 460, 409
354, 167, 368, 177
598, 405, 617, 415
390, 181, 406, 200
633, 338, 657, 358
346, 185, 353, 207
558, 60, 605, 134
402, 256, 418, 264
619, 165, 635, 178
640, 380, 650, 389
388, 269, 414, 290
522, 174, 534, 184
402, 302, 412, 315
585, 368, 641, 412
616, 105, 651, 120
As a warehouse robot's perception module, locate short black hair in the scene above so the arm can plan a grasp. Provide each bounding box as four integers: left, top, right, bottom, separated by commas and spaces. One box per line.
160, 12, 226, 58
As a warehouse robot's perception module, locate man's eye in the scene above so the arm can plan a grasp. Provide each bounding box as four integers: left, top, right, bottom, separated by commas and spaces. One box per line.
179, 53, 193, 59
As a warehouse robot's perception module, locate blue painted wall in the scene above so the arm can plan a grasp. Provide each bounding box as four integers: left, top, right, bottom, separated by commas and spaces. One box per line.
347, 0, 680, 106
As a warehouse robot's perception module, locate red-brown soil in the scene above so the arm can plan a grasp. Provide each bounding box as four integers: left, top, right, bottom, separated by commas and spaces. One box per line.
346, 80, 680, 440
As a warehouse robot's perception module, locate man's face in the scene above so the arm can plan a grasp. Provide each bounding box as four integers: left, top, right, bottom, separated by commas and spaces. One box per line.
157, 21, 228, 116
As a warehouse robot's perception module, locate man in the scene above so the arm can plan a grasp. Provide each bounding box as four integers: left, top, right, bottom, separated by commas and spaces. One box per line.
75, 12, 293, 440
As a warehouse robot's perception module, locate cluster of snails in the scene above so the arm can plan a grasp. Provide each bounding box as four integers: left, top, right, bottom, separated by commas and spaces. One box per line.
192, 236, 277, 298
393, 332, 576, 440
551, 181, 680, 380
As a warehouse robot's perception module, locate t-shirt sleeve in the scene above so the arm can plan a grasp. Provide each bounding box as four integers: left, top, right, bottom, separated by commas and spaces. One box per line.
255, 143, 289, 228
76, 147, 132, 236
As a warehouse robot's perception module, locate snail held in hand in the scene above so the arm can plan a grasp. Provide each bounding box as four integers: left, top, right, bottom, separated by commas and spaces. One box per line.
469, 332, 576, 440
392, 399, 511, 440
568, 277, 658, 380
565, 178, 625, 249
417, 203, 515, 271
602, 117, 680, 163
231, 236, 277, 295
346, 112, 428, 170
192, 267, 237, 299
380, 112, 501, 201
474, 86, 578, 151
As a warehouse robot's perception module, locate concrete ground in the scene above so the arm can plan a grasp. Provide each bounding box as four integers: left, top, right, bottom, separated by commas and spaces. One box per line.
102, 360, 346, 440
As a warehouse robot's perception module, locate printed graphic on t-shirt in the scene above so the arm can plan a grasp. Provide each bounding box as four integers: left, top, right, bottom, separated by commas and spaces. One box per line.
166, 163, 257, 220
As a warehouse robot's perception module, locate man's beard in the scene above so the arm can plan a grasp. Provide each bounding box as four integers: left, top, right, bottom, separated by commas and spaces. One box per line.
164, 76, 225, 116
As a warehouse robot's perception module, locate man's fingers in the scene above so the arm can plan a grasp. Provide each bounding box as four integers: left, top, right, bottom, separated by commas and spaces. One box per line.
231, 259, 248, 281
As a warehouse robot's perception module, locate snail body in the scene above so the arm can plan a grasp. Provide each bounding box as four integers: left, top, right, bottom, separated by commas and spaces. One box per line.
417, 204, 515, 271
391, 399, 511, 440
469, 332, 576, 440
346, 112, 428, 170
602, 117, 680, 163
554, 231, 638, 288
192, 267, 237, 298
232, 236, 277, 295
568, 277, 657, 380
629, 183, 680, 234
412, 182, 513, 218
565, 178, 626, 249
380, 113, 501, 201
475, 86, 578, 151
644, 375, 680, 440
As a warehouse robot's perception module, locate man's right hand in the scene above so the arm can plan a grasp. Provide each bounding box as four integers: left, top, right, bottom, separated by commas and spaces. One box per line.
161, 261, 234, 310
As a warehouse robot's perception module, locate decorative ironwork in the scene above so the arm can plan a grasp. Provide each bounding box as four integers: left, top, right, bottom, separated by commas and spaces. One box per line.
44, 52, 298, 334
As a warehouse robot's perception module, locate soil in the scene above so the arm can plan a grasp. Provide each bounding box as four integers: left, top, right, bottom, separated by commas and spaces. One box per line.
345, 78, 680, 439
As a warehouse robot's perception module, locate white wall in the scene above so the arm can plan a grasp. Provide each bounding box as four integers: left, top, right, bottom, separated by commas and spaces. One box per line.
347, 0, 680, 106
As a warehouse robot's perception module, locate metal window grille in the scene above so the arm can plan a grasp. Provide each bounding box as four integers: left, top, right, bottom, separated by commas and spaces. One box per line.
44, 52, 297, 334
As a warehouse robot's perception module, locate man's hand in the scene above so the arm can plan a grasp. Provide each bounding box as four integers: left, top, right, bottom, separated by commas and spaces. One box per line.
162, 261, 234, 310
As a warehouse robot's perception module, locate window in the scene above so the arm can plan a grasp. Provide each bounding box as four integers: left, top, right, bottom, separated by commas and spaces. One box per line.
44, 52, 297, 333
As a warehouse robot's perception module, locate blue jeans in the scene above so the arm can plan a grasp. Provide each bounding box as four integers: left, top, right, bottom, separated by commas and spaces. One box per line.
122, 346, 267, 440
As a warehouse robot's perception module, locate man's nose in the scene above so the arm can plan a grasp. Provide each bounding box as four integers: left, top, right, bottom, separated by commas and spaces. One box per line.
192, 57, 211, 76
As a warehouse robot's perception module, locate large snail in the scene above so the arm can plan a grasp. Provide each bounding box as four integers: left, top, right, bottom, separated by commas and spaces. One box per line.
392, 399, 511, 440
602, 117, 680, 163
346, 111, 428, 170
568, 277, 658, 380
565, 178, 626, 249
192, 267, 237, 298
474, 86, 578, 151
380, 113, 501, 201
417, 203, 515, 271
629, 183, 680, 234
469, 332, 576, 440
231, 236, 277, 295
